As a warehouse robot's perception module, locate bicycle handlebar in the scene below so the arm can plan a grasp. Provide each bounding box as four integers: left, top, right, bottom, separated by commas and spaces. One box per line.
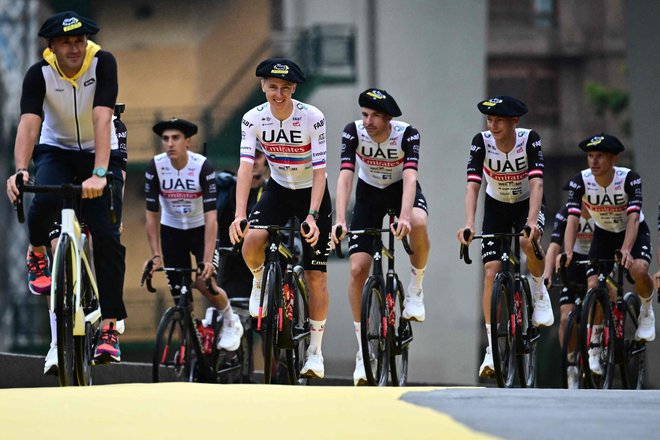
459, 225, 543, 265
141, 261, 202, 293
14, 171, 118, 225
334, 223, 413, 260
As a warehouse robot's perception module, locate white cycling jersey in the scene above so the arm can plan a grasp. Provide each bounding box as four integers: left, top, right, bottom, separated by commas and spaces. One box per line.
239, 99, 326, 190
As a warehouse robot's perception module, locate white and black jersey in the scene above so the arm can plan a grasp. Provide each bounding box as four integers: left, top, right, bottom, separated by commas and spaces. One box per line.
145, 152, 217, 230
550, 205, 594, 256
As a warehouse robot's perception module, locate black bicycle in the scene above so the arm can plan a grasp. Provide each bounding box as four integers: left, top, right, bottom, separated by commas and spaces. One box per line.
142, 264, 246, 384
575, 253, 646, 389
335, 212, 414, 386
249, 219, 311, 385
460, 226, 543, 388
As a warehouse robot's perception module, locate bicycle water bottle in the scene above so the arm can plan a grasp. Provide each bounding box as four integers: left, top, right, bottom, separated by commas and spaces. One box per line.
201, 307, 216, 355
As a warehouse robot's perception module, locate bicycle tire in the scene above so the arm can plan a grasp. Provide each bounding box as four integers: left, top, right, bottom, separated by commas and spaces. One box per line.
389, 276, 411, 387
622, 292, 645, 389
54, 235, 76, 387
74, 249, 100, 386
490, 273, 516, 388
580, 288, 615, 389
516, 277, 537, 388
361, 276, 389, 386
262, 264, 280, 384
560, 309, 584, 389
153, 307, 190, 382
285, 266, 311, 385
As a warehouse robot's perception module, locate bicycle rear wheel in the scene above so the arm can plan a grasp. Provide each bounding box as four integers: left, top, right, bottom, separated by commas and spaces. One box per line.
516, 277, 538, 388
389, 277, 411, 386
286, 266, 311, 385
153, 307, 190, 382
560, 309, 585, 389
361, 277, 388, 386
622, 292, 645, 389
74, 252, 100, 386
54, 235, 76, 387
580, 288, 615, 389
490, 273, 516, 388
262, 264, 281, 384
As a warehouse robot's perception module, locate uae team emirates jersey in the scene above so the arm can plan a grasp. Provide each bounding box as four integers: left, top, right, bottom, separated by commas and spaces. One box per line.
466, 128, 544, 203
239, 99, 326, 190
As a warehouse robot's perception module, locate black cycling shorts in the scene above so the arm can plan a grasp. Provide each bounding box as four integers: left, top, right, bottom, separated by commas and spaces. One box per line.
161, 224, 204, 295
585, 221, 652, 278
348, 178, 428, 256
481, 194, 545, 263
558, 252, 588, 306
248, 179, 332, 272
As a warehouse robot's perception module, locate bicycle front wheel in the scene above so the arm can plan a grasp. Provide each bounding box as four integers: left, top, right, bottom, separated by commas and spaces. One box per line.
54, 234, 76, 387
361, 277, 388, 386
490, 273, 516, 388
580, 288, 615, 389
561, 309, 585, 389
389, 277, 411, 386
285, 266, 311, 385
516, 277, 538, 388
622, 292, 645, 389
262, 264, 281, 384
153, 307, 190, 382
74, 253, 100, 386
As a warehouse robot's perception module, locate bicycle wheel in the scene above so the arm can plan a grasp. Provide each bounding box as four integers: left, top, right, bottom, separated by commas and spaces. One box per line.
560, 309, 585, 389
153, 307, 190, 382
74, 258, 100, 386
579, 288, 615, 389
490, 273, 516, 388
286, 266, 311, 385
622, 292, 646, 389
516, 277, 538, 388
262, 264, 281, 384
361, 277, 388, 386
54, 235, 76, 387
389, 277, 411, 386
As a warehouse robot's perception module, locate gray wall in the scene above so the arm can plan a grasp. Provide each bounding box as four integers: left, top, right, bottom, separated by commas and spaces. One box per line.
626, 0, 660, 387
284, 0, 487, 384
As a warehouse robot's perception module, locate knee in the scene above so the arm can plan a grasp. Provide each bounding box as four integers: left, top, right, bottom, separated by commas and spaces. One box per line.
350, 262, 370, 282
629, 261, 650, 282
484, 267, 498, 283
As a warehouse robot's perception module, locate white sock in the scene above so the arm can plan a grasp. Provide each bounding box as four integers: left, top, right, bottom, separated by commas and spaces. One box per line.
590, 324, 603, 343
309, 319, 326, 354
354, 321, 362, 354
220, 304, 233, 322
485, 324, 492, 350
530, 275, 544, 295
408, 265, 426, 294
641, 292, 654, 311
49, 310, 57, 346
250, 266, 264, 290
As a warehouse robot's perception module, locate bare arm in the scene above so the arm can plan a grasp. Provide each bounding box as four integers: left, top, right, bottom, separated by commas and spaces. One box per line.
144, 210, 162, 274
201, 210, 218, 279
563, 215, 579, 268
82, 106, 113, 199
229, 160, 254, 244
7, 114, 42, 202
543, 242, 561, 288
620, 212, 640, 269
332, 169, 354, 243
302, 168, 327, 247
457, 181, 480, 244
394, 168, 417, 238
526, 178, 543, 240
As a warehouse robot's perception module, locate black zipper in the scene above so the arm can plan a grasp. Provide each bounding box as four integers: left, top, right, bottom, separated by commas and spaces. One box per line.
73, 85, 82, 150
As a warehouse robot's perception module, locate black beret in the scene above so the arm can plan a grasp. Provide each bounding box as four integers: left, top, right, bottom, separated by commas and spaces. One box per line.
477, 95, 528, 117
255, 58, 305, 84
38, 11, 99, 38
152, 118, 198, 138
358, 88, 402, 117
578, 134, 625, 154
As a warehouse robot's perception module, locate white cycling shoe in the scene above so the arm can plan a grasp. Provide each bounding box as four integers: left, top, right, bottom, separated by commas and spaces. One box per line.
301, 347, 324, 379
588, 347, 603, 376
479, 346, 495, 378
248, 278, 267, 318
218, 313, 244, 352
44, 343, 58, 375
532, 284, 554, 327
353, 352, 368, 386
635, 307, 656, 342
402, 289, 425, 322
566, 366, 580, 389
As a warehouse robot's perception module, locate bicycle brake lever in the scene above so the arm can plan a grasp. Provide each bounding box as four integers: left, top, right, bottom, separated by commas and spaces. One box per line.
334, 225, 345, 259
460, 229, 472, 265
14, 172, 26, 224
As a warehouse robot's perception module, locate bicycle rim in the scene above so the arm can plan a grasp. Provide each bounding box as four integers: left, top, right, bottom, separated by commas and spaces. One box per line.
491, 274, 515, 388
580, 289, 615, 389
55, 235, 76, 387
286, 266, 310, 385
74, 260, 99, 386
561, 310, 585, 389
153, 307, 189, 382
622, 292, 645, 389
262, 265, 280, 384
517, 278, 537, 388
361, 277, 388, 386
389, 278, 410, 387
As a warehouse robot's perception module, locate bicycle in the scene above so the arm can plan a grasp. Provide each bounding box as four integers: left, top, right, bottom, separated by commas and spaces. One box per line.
142, 263, 248, 383
249, 219, 311, 385
575, 253, 646, 389
14, 172, 118, 386
460, 226, 543, 388
335, 211, 414, 386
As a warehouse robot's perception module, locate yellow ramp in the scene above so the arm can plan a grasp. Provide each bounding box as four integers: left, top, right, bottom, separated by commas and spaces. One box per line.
0, 384, 500, 439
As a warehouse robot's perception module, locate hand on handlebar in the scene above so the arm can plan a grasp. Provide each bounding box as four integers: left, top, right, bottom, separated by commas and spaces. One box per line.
618, 249, 634, 270
7, 171, 29, 204
457, 227, 474, 245
82, 174, 107, 199
302, 218, 319, 247
392, 218, 411, 240
331, 222, 347, 246
199, 261, 215, 280
229, 217, 248, 245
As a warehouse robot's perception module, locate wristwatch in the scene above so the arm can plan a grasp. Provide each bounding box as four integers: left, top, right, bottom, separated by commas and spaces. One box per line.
92, 167, 107, 178
308, 209, 320, 220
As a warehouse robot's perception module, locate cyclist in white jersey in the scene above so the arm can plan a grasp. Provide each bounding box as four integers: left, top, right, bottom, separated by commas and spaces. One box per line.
563, 134, 655, 344
457, 95, 554, 378
144, 118, 243, 351
332, 88, 430, 385
6, 11, 126, 369
228, 58, 332, 379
